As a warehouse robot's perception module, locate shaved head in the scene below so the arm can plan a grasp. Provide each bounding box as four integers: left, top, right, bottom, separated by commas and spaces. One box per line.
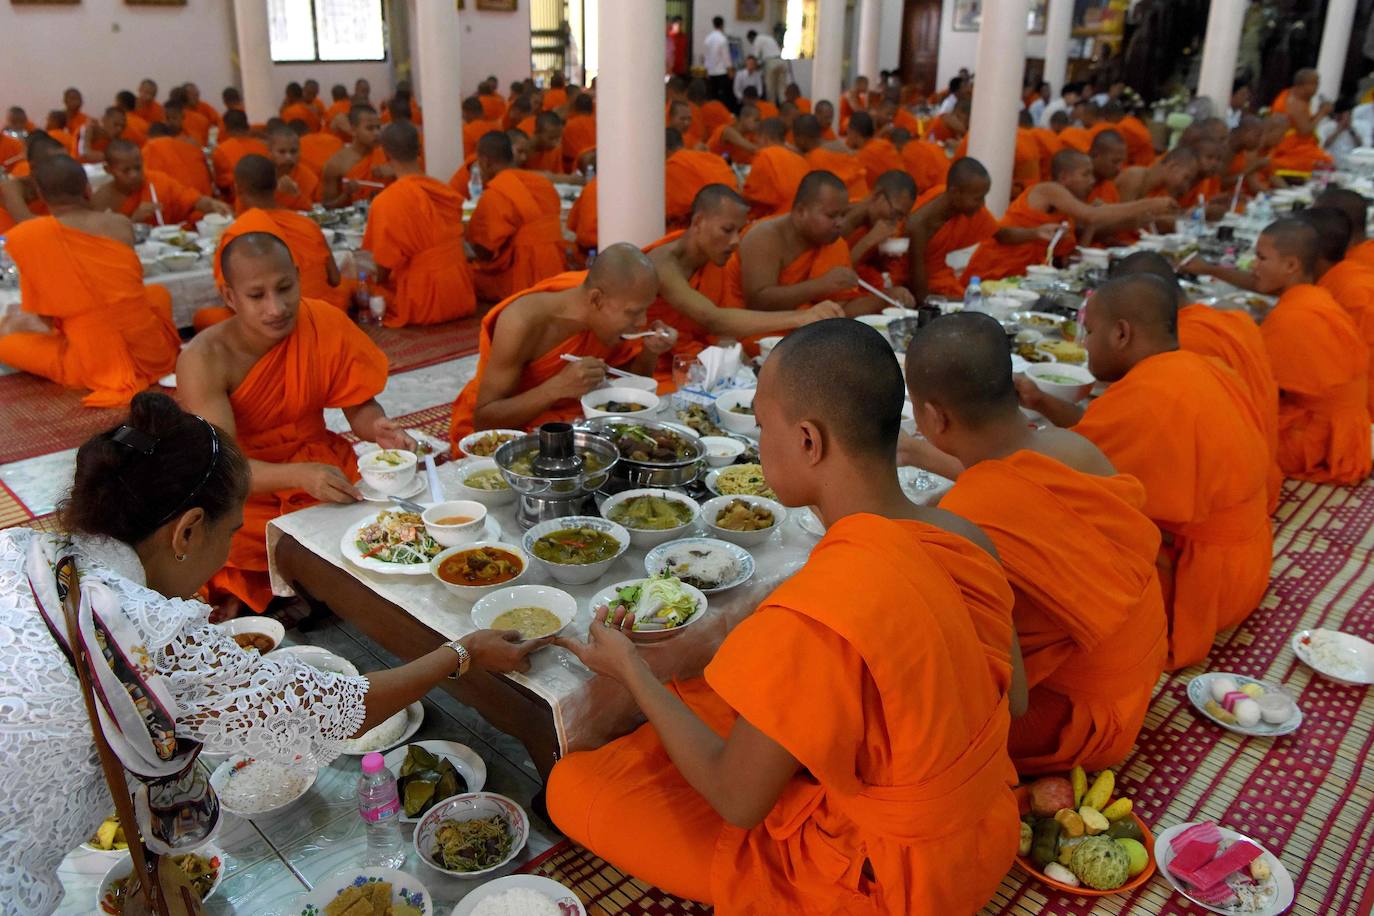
1262, 218, 1320, 277
223, 109, 249, 133
873, 169, 917, 203
1051, 149, 1091, 180
586, 241, 656, 295
791, 113, 822, 145
221, 231, 294, 285
1089, 129, 1125, 155
476, 130, 513, 164
758, 117, 787, 143
1313, 188, 1368, 241
1094, 274, 1179, 338
234, 153, 277, 196
691, 182, 748, 219
1108, 251, 1185, 305
847, 111, 876, 139
105, 138, 140, 162
380, 121, 420, 163
767, 318, 905, 455
1296, 207, 1352, 265
348, 104, 377, 126
793, 169, 846, 208
33, 154, 88, 201
905, 313, 1017, 427
949, 156, 990, 187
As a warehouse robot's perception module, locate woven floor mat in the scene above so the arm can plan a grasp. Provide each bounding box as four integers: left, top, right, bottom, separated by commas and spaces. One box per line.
366, 317, 480, 374
0, 373, 161, 465
518, 841, 713, 915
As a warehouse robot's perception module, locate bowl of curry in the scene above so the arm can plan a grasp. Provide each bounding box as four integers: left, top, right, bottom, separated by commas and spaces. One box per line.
430, 542, 529, 600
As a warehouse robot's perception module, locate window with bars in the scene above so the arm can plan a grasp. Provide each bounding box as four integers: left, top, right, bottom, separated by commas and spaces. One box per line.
268, 0, 387, 63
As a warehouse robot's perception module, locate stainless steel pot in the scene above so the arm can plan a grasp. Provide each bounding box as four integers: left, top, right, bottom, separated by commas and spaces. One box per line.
575, 417, 704, 490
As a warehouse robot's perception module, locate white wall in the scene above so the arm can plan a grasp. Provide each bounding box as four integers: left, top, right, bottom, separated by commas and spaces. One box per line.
936, 0, 1046, 89
454, 2, 533, 95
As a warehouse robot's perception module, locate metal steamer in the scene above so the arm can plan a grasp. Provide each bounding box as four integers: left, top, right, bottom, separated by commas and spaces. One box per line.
494, 423, 620, 529
575, 416, 706, 493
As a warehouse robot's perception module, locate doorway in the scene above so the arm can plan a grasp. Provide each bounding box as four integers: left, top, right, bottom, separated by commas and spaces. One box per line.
900, 0, 942, 96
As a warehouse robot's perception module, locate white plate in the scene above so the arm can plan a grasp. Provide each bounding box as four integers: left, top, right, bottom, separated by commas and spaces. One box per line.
210, 755, 318, 818
96, 843, 225, 912
1154, 823, 1294, 916
1186, 673, 1302, 737
702, 467, 775, 500
449, 875, 586, 915
797, 507, 826, 538
358, 475, 427, 502
588, 577, 709, 643
269, 645, 360, 677
382, 740, 488, 824
294, 866, 433, 916
644, 537, 755, 594
338, 701, 425, 756
1291, 628, 1374, 685
342, 512, 501, 576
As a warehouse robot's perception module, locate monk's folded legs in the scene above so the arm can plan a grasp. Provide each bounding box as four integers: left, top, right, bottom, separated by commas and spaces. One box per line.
0, 331, 70, 387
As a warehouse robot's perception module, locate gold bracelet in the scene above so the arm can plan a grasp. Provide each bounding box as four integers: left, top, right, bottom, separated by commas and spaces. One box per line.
444, 639, 471, 680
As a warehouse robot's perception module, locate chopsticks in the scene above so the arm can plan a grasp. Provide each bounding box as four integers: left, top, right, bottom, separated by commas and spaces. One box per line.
148, 183, 165, 226
560, 352, 634, 379
352, 179, 387, 189
1044, 222, 1067, 266
856, 277, 906, 310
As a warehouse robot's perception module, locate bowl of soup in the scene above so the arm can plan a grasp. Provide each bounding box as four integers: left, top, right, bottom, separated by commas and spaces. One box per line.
522, 516, 629, 586
421, 500, 488, 548
430, 542, 528, 600
581, 387, 660, 420
1023, 362, 1095, 402
713, 389, 757, 435
452, 457, 516, 507
470, 585, 578, 639
599, 488, 701, 549
358, 449, 418, 496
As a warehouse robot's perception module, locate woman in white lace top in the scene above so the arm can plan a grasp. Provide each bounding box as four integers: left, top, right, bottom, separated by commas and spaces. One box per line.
0, 393, 546, 915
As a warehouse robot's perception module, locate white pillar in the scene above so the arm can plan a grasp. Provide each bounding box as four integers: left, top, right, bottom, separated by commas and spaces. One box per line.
856, 0, 882, 88
597, 0, 665, 246
1042, 0, 1074, 101
413, 0, 463, 178
232, 0, 275, 124
1316, 0, 1357, 103
811, 0, 846, 111
967, 0, 1028, 216
1196, 0, 1246, 117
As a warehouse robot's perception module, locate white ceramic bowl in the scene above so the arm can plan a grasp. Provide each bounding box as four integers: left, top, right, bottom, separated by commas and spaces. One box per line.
879, 236, 910, 256
522, 516, 630, 586
457, 429, 525, 460
610, 373, 658, 391
1024, 264, 1059, 279
1001, 287, 1040, 303
357, 449, 419, 496
699, 493, 787, 548
599, 488, 701, 549
581, 387, 660, 420
429, 541, 528, 601
97, 843, 225, 912
699, 436, 746, 468
470, 584, 577, 639
216, 616, 285, 654
589, 577, 710, 643
983, 296, 1022, 320
713, 389, 757, 434
210, 756, 318, 817
1292, 628, 1374, 685
158, 251, 199, 272
1079, 247, 1110, 268
450, 457, 517, 507
757, 336, 784, 359
414, 792, 529, 879
1023, 362, 1095, 402
421, 500, 489, 548
270, 645, 360, 676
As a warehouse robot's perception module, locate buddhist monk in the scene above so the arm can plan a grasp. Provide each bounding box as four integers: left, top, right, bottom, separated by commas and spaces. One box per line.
846, 111, 903, 186
192, 154, 345, 331
663, 126, 739, 228
280, 82, 320, 133
1057, 102, 1099, 152
792, 114, 867, 202
382, 82, 422, 125
784, 82, 811, 114
478, 78, 508, 123
904, 157, 1000, 301
1315, 187, 1374, 270
0, 127, 22, 176
259, 123, 321, 211
321, 105, 389, 207
839, 75, 871, 126
646, 184, 844, 371
0, 132, 65, 227
449, 244, 677, 442
963, 150, 1175, 282
322, 84, 351, 138
467, 130, 566, 303
904, 312, 1166, 773
1115, 145, 1200, 203
92, 139, 229, 226
167, 88, 211, 146
547, 318, 1022, 913
1080, 129, 1140, 245
523, 112, 566, 174
178, 232, 404, 616
211, 110, 270, 198
735, 171, 913, 317
0, 155, 179, 408
709, 104, 760, 166
741, 118, 810, 220
698, 81, 734, 139
462, 96, 501, 156
299, 129, 344, 181
185, 82, 223, 134
353, 79, 373, 107
113, 91, 150, 147
43, 111, 77, 157
1101, 100, 1155, 166
1223, 116, 1268, 198
1024, 111, 1065, 182
841, 170, 918, 290
561, 94, 597, 171
362, 121, 475, 327
1016, 275, 1272, 668
141, 123, 213, 196
1251, 219, 1372, 484
667, 99, 704, 150
904, 134, 952, 196
1270, 69, 1334, 173
135, 79, 164, 124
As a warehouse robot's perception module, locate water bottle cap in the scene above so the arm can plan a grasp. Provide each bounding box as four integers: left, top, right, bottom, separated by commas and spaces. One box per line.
360, 752, 385, 773
969, 276, 981, 285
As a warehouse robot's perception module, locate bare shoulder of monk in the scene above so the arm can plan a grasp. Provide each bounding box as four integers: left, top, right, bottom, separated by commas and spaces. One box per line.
63, 209, 135, 245
324, 145, 363, 177
492, 289, 574, 363
1028, 427, 1117, 476
178, 321, 260, 397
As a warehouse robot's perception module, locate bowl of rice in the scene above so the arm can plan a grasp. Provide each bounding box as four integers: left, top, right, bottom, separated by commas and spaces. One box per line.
414, 792, 528, 878
338, 701, 424, 756
1292, 628, 1374, 685
452, 875, 586, 916
210, 755, 318, 817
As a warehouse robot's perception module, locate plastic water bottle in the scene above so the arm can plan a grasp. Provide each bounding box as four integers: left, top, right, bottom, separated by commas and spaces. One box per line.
1253, 193, 1273, 223
468, 167, 483, 200
963, 276, 985, 314
357, 752, 406, 868
354, 272, 373, 324
1188, 198, 1206, 238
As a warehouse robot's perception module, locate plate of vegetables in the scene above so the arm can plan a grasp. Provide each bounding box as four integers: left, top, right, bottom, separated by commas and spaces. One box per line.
1015, 766, 1156, 895
342, 509, 446, 575
589, 574, 708, 643
97, 845, 224, 913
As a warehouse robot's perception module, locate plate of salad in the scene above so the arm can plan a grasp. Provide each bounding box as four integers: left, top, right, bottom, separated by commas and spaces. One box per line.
588, 574, 708, 643
341, 509, 446, 575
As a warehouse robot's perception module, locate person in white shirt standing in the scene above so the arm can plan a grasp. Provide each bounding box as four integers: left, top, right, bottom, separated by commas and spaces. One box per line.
748, 28, 787, 103
1039, 82, 1081, 127
704, 16, 734, 109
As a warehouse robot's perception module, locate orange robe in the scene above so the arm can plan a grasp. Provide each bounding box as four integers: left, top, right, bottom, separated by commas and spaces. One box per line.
275, 163, 321, 211
547, 515, 1020, 913
912, 185, 999, 298
447, 154, 479, 201
1349, 239, 1374, 271
1270, 90, 1333, 173
363, 174, 476, 326
953, 130, 1040, 196
47, 129, 77, 157
962, 187, 1075, 282
193, 101, 223, 133
1178, 304, 1282, 511
1260, 284, 1372, 485
209, 298, 388, 612
566, 177, 598, 252
849, 222, 910, 290
855, 138, 903, 185
0, 134, 24, 173
700, 100, 733, 137
1074, 350, 1272, 668
804, 147, 867, 202
479, 94, 507, 123
664, 148, 739, 227
467, 168, 566, 303
141, 137, 213, 196
1318, 260, 1374, 414
941, 451, 1167, 774
642, 230, 743, 369
1058, 125, 1093, 152
339, 147, 391, 203
209, 207, 348, 312
448, 271, 642, 445
463, 118, 503, 155
299, 133, 344, 177
118, 169, 204, 226
1179, 175, 1222, 208
525, 142, 565, 174
708, 124, 756, 165
725, 229, 861, 312
1030, 127, 1064, 180
742, 146, 810, 219
121, 113, 150, 148
280, 102, 323, 131
323, 100, 351, 138
135, 101, 165, 124
212, 136, 270, 194
0, 217, 177, 408
561, 114, 597, 170
792, 97, 812, 114
900, 141, 949, 194
380, 101, 422, 125
542, 89, 568, 112
839, 93, 869, 129
181, 110, 212, 147
1116, 116, 1156, 166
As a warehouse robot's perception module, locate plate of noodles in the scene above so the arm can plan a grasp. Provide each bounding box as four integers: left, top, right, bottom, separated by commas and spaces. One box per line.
704, 463, 777, 500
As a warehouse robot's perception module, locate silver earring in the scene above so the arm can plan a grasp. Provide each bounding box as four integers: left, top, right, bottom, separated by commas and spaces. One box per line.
176, 554, 188, 563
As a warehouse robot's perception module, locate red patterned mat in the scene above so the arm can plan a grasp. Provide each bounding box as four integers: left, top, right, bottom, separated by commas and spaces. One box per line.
518, 841, 712, 915
365, 317, 481, 374
0, 373, 148, 465
0, 479, 31, 529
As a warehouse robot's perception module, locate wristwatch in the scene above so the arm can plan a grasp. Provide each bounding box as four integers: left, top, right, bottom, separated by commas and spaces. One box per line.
443, 638, 471, 679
